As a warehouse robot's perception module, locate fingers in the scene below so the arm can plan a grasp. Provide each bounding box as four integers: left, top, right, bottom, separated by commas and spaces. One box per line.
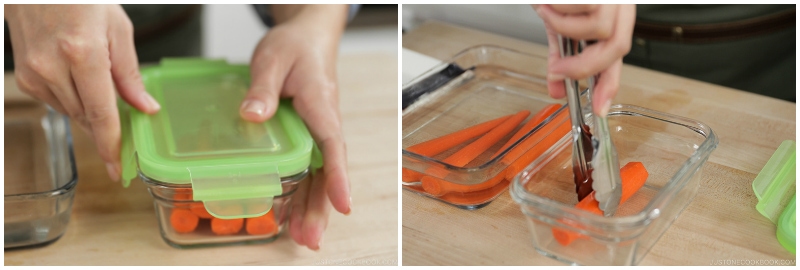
546, 5, 634, 80
592, 60, 623, 117
241, 44, 293, 123
544, 26, 566, 99
109, 13, 160, 114
301, 170, 332, 250
67, 39, 122, 182
293, 91, 351, 215
548, 39, 624, 80
289, 176, 311, 246
537, 4, 617, 40
549, 4, 599, 14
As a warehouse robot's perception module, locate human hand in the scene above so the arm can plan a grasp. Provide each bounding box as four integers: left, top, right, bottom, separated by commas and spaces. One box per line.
239, 4, 350, 250
5, 4, 160, 181
533, 4, 635, 117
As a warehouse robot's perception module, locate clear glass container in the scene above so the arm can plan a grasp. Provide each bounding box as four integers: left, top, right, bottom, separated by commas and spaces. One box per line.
139, 168, 307, 248
510, 104, 718, 265
402, 45, 572, 209
4, 103, 77, 248
120, 58, 320, 248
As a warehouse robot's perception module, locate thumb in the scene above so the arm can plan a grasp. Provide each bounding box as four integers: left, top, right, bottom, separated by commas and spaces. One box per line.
241, 54, 291, 122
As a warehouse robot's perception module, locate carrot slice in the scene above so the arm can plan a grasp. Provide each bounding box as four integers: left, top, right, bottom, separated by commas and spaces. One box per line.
173, 191, 193, 208
407, 114, 512, 157
420, 105, 562, 195
190, 203, 214, 219
170, 208, 200, 233
552, 162, 649, 246
211, 217, 245, 235
421, 110, 530, 196
246, 210, 277, 235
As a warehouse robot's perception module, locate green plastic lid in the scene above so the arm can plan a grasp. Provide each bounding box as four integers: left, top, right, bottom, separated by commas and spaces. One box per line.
752, 140, 795, 253
120, 58, 322, 219
777, 195, 795, 254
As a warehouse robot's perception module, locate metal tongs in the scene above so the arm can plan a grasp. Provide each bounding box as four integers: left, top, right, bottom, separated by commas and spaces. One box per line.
557, 35, 622, 217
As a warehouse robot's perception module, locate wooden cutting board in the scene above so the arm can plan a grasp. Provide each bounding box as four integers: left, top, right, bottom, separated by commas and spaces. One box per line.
402, 21, 796, 266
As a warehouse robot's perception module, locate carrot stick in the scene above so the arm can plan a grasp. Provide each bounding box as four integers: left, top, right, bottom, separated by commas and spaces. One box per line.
407, 114, 512, 157
419, 104, 563, 195
552, 162, 649, 246
493, 104, 562, 159
170, 208, 200, 233
402, 168, 424, 183
211, 217, 245, 235
422, 110, 530, 196
246, 210, 277, 235
504, 109, 571, 180
190, 203, 214, 219
403, 115, 512, 183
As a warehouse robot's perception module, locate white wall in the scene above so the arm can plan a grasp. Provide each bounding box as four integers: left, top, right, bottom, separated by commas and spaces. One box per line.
201, 4, 267, 64
402, 4, 548, 46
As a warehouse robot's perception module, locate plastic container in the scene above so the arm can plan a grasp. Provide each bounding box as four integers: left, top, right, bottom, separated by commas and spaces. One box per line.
752, 140, 795, 253
510, 104, 718, 265
402, 45, 572, 209
120, 58, 321, 248
5, 103, 77, 248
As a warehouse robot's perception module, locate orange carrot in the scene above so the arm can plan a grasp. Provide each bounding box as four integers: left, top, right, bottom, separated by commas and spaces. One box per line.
190, 203, 214, 219
211, 217, 245, 235
419, 105, 562, 195
404, 179, 511, 206
493, 104, 562, 159
402, 168, 424, 183
170, 208, 200, 233
173, 191, 193, 208
552, 162, 649, 246
403, 114, 512, 183
246, 210, 277, 235
421, 110, 530, 196
435, 178, 511, 206
406, 114, 512, 157
504, 110, 571, 180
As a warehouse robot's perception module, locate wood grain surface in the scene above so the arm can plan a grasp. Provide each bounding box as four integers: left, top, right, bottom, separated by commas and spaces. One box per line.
4, 52, 399, 266
402, 21, 796, 266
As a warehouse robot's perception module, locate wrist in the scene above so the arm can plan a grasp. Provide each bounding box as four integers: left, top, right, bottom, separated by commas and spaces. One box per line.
272, 5, 347, 39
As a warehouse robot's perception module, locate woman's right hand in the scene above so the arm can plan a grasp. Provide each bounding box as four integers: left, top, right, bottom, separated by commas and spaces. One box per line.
533, 4, 636, 117
5, 4, 160, 181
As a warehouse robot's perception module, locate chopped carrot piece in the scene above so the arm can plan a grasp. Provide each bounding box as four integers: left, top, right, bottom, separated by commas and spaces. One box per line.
211, 217, 244, 235
190, 203, 214, 219
170, 208, 200, 233
552, 162, 649, 246
246, 210, 277, 235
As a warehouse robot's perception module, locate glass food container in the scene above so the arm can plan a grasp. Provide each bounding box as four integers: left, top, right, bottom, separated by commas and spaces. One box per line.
120, 59, 321, 248
402, 45, 569, 209
510, 104, 718, 265
5, 102, 77, 249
